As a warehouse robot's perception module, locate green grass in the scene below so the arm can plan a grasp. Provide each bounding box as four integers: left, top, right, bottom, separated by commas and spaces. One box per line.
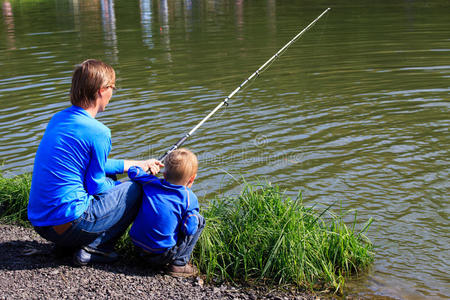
193, 181, 374, 292
0, 173, 373, 292
0, 172, 31, 226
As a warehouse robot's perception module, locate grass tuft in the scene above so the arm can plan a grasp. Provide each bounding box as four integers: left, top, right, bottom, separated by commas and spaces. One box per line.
194, 181, 374, 292
0, 172, 32, 226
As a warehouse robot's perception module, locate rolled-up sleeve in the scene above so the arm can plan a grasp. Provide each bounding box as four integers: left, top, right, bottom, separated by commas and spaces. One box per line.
84, 132, 116, 195
105, 159, 124, 175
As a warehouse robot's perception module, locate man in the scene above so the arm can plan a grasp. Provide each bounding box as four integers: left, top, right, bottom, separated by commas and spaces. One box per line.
28, 59, 163, 266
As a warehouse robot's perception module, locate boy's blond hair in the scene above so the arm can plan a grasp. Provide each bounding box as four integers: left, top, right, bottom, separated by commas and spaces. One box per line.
164, 148, 198, 185
70, 59, 115, 109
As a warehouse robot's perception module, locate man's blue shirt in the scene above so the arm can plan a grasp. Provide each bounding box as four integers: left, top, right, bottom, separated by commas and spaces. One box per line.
128, 166, 200, 253
28, 105, 124, 226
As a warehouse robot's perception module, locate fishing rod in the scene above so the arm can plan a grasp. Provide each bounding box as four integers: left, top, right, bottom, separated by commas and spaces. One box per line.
158, 7, 331, 162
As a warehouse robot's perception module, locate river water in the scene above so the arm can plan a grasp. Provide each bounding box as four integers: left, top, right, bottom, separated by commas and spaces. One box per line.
0, 0, 449, 298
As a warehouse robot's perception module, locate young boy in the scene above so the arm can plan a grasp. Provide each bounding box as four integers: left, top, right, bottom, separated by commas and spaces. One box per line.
128, 148, 205, 277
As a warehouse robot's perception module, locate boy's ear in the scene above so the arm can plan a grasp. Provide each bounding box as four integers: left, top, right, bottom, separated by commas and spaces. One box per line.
189, 173, 197, 183
187, 173, 197, 187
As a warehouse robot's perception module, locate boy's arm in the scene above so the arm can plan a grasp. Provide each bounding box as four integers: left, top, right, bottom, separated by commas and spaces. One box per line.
181, 191, 201, 236
182, 212, 200, 236
128, 166, 159, 184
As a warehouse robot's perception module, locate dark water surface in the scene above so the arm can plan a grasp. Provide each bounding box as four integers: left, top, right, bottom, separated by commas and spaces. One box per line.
0, 0, 449, 298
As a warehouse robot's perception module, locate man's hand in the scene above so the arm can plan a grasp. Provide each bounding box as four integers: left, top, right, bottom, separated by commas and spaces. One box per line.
123, 159, 164, 175
142, 159, 164, 175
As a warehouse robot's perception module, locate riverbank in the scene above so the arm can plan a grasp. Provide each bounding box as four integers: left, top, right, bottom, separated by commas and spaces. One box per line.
1, 172, 374, 297
0, 224, 321, 300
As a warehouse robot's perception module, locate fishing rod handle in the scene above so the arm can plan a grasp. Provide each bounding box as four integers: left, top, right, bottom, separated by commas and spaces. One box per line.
157, 134, 190, 162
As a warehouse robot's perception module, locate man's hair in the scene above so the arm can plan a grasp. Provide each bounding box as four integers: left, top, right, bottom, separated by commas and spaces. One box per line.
164, 148, 198, 184
70, 59, 115, 108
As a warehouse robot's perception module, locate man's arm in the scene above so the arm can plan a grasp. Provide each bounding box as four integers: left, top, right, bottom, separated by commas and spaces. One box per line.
105, 159, 124, 175
123, 159, 164, 175
84, 134, 116, 195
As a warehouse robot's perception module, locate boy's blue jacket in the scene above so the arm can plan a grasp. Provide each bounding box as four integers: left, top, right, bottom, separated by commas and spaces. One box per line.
128, 166, 201, 253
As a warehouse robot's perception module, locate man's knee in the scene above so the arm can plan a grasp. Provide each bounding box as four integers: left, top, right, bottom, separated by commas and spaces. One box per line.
129, 181, 143, 196
122, 182, 143, 217
122, 181, 143, 202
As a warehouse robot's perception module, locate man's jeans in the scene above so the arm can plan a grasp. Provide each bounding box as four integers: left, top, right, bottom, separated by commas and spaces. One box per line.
34, 181, 142, 252
139, 214, 205, 267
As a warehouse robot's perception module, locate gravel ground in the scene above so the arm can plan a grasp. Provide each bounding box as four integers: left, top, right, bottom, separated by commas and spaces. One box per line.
0, 224, 319, 300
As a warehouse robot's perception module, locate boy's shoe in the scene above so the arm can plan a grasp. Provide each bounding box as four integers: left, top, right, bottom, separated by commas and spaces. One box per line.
166, 263, 199, 277
72, 247, 119, 267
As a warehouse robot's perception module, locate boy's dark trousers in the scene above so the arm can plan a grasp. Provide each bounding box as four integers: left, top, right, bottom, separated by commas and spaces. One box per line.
139, 214, 205, 266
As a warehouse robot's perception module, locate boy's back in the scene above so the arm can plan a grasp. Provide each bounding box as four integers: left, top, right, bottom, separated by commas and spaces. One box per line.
128, 168, 200, 253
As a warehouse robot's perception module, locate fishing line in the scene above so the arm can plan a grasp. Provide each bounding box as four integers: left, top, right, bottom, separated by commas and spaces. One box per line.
157, 8, 331, 163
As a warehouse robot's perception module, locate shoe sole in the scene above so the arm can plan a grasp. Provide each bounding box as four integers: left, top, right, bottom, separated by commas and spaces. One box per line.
72, 256, 88, 267
72, 247, 119, 267
167, 271, 199, 278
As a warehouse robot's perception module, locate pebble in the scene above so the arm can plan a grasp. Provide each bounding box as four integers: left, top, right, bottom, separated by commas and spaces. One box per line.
0, 224, 317, 300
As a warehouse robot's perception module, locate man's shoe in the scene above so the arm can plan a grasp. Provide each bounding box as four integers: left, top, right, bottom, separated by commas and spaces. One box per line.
166, 263, 199, 277
52, 245, 76, 258
73, 247, 119, 267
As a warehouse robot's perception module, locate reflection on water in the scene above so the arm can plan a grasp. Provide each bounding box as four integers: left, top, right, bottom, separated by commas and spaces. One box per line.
158, 0, 171, 62
140, 0, 153, 49
100, 0, 118, 63
2, 1, 15, 50
0, 1, 449, 299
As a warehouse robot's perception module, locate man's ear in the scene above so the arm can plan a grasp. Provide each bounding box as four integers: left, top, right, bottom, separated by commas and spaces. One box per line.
98, 87, 105, 97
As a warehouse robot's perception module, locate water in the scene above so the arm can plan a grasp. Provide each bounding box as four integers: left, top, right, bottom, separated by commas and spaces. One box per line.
1, 0, 449, 298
